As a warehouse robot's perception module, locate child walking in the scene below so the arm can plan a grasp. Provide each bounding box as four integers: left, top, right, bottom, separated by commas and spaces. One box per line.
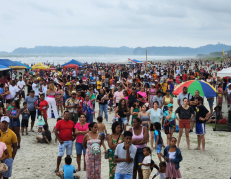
161, 137, 182, 179
37, 111, 46, 134
56, 157, 80, 179
97, 116, 107, 152
153, 122, 165, 162
20, 102, 30, 135
152, 162, 166, 179
140, 147, 152, 179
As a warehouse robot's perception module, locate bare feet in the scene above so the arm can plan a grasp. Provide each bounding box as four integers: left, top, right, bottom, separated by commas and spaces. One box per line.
194, 147, 200, 150
76, 168, 81, 172
201, 149, 205, 152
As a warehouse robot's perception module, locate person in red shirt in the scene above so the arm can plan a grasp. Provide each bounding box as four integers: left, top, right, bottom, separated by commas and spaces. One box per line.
35, 94, 49, 124
76, 90, 84, 117
54, 111, 75, 172
183, 73, 188, 82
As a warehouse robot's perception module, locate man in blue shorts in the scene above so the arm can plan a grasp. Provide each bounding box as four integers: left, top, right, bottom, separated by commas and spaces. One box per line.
54, 111, 75, 172
194, 97, 210, 152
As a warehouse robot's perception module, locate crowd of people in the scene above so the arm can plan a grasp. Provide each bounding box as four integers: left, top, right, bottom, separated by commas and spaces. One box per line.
0, 58, 229, 179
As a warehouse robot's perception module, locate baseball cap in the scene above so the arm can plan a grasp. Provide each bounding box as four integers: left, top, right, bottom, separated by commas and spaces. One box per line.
1, 116, 10, 123
65, 82, 71, 86
116, 81, 120, 84
168, 103, 173, 108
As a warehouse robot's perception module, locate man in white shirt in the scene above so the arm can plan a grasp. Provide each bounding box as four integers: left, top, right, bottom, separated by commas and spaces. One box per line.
9, 81, 19, 100
32, 80, 39, 98
17, 76, 26, 101
42, 81, 48, 99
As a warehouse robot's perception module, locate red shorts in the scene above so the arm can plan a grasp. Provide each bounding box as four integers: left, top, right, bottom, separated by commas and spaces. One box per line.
179, 119, 190, 128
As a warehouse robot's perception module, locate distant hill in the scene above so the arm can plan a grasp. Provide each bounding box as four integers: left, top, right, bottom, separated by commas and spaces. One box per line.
133, 43, 231, 55
10, 46, 134, 55
1, 43, 231, 56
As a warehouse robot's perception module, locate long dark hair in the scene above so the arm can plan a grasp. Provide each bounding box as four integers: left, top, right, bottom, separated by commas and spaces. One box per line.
118, 99, 127, 110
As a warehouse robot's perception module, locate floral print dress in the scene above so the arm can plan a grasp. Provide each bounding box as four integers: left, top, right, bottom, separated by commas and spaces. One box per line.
109, 135, 123, 179
85, 133, 101, 179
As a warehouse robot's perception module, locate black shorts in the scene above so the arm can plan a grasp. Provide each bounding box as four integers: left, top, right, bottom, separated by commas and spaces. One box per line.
150, 123, 155, 132
19, 91, 25, 98
5, 99, 11, 104
21, 119, 29, 127
116, 103, 119, 107
29, 111, 36, 122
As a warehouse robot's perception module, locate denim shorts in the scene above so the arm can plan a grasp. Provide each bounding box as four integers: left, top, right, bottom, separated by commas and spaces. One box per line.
115, 173, 133, 179
208, 100, 214, 108
75, 142, 86, 155
121, 117, 128, 125
134, 148, 145, 168
9, 119, 20, 127
156, 144, 162, 154
58, 140, 73, 157
2, 158, 13, 178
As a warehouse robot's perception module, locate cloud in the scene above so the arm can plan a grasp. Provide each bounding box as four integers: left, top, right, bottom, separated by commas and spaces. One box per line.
0, 0, 231, 51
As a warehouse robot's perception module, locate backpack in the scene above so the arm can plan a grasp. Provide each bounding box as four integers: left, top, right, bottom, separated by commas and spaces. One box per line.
88, 133, 100, 155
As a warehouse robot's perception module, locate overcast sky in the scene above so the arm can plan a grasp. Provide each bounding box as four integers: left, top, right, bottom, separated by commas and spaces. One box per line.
1, 0, 231, 52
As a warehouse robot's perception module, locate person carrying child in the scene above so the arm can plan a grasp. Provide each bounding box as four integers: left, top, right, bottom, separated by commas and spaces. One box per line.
20, 102, 30, 135
161, 137, 182, 179
153, 122, 165, 162
56, 156, 80, 179
139, 147, 152, 179
37, 111, 46, 134
97, 116, 107, 153
36, 124, 52, 145
152, 162, 166, 179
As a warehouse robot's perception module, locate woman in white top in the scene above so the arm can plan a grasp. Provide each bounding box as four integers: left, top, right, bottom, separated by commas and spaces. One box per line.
147, 101, 164, 150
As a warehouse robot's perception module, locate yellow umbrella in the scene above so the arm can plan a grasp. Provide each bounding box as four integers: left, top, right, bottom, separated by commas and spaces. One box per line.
32, 63, 49, 69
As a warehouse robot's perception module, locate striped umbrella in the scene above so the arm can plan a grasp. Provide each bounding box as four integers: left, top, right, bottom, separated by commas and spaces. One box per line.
173, 80, 217, 98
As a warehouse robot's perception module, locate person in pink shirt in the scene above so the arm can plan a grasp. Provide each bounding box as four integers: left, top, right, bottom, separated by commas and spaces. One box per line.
0, 141, 9, 178
137, 87, 147, 106
113, 86, 124, 107
74, 114, 89, 171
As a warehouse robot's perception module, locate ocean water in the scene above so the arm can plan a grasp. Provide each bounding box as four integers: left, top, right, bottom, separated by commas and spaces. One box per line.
0, 55, 194, 65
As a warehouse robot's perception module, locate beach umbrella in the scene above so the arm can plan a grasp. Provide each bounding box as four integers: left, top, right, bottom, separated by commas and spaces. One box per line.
172, 80, 217, 98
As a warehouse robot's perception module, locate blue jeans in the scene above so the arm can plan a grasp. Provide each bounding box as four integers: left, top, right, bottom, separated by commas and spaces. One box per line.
115, 173, 133, 179
99, 104, 108, 121
86, 113, 93, 123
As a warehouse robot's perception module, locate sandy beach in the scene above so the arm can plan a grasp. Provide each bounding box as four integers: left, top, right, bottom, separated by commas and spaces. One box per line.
10, 94, 231, 179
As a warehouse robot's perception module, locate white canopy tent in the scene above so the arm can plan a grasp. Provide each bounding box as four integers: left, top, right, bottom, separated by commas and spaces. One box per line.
217, 67, 231, 77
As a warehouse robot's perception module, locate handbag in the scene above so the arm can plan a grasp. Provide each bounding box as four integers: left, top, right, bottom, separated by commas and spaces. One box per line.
164, 124, 170, 134
0, 161, 8, 173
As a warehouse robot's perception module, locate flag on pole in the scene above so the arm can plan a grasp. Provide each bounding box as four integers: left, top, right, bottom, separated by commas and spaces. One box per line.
128, 58, 137, 63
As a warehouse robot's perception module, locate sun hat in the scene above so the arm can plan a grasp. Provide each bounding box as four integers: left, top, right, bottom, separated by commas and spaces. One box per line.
168, 103, 173, 108
65, 82, 71, 86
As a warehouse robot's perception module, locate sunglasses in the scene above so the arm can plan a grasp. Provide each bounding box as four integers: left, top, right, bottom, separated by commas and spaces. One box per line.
72, 94, 76, 95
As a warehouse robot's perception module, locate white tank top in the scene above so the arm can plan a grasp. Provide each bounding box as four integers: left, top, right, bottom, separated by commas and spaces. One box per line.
227, 89, 231, 96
